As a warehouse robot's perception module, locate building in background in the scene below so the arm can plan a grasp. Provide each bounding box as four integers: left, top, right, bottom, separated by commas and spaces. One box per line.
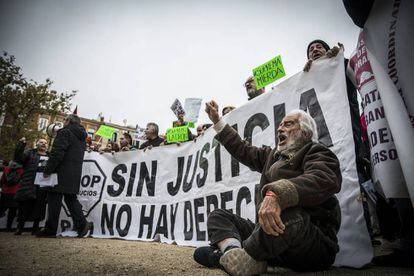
0, 111, 140, 157
36, 113, 138, 147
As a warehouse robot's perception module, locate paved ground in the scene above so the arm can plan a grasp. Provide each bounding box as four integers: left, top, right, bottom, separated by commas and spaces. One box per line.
0, 232, 413, 275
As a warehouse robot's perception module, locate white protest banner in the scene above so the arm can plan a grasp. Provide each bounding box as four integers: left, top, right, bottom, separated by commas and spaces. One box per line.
48, 53, 371, 268
349, 32, 408, 198
184, 98, 202, 124
364, 0, 414, 203
170, 98, 186, 118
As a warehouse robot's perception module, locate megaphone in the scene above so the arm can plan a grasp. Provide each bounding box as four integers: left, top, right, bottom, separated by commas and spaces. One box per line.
46, 123, 63, 138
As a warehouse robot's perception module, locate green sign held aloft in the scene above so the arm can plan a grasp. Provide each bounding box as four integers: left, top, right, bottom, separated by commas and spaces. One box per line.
96, 125, 116, 139
166, 126, 189, 143
253, 55, 286, 90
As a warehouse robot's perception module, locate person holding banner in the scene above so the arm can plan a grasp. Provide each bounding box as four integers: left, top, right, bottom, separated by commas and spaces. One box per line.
172, 112, 194, 141
196, 124, 205, 137
99, 141, 119, 154
173, 112, 187, 128
36, 114, 92, 238
120, 133, 135, 151
196, 124, 213, 138
304, 40, 364, 174
194, 101, 342, 275
305, 39, 380, 244
139, 122, 165, 150
222, 106, 236, 116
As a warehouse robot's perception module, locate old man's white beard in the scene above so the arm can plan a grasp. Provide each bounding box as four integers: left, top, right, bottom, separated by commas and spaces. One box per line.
277, 130, 309, 156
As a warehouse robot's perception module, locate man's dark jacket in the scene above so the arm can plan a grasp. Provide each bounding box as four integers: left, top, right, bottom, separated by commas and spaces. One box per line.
44, 122, 87, 194
139, 136, 165, 149
216, 124, 342, 248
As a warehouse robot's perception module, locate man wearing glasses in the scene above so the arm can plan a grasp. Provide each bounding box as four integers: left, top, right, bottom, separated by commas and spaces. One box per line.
194, 101, 342, 275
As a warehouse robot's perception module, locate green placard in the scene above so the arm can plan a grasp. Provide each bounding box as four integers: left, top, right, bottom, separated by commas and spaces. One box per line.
166, 126, 189, 143
96, 125, 116, 139
253, 55, 286, 90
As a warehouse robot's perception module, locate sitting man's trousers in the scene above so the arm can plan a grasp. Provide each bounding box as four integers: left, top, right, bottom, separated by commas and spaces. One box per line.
207, 208, 338, 271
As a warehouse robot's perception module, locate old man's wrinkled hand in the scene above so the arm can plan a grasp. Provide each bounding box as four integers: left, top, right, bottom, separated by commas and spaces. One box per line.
258, 191, 285, 236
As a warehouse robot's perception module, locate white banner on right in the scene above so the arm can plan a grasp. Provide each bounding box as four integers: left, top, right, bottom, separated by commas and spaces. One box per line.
349, 32, 408, 198
363, 0, 414, 203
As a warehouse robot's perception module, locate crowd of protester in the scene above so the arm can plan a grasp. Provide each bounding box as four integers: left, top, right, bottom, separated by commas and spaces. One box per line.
1, 49, 412, 266
0, 1, 413, 271
0, 73, 246, 236
0, 115, 93, 237
86, 119, 218, 153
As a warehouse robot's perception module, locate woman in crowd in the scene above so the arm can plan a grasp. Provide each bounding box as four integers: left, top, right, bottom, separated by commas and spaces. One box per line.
0, 160, 23, 231
14, 138, 49, 235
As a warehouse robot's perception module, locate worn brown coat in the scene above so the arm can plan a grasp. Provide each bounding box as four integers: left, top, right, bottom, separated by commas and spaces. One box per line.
215, 124, 342, 241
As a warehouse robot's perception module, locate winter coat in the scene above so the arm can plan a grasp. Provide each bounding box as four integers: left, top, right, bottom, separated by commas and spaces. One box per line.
44, 122, 87, 194
0, 162, 23, 195
139, 136, 165, 149
14, 143, 47, 201
215, 124, 342, 248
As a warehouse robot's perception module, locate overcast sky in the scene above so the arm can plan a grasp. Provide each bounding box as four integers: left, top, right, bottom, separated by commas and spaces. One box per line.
0, 0, 360, 133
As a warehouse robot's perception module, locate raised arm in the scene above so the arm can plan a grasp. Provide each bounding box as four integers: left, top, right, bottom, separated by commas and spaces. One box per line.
14, 138, 30, 165
205, 100, 271, 172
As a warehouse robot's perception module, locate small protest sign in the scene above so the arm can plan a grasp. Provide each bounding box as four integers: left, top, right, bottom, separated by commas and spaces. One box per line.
253, 55, 286, 90
170, 99, 186, 119
134, 126, 145, 141
166, 126, 189, 143
96, 125, 116, 139
184, 98, 202, 125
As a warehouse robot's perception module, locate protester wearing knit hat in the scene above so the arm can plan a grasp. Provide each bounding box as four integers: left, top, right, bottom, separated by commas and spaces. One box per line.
305, 38, 378, 247
303, 40, 343, 72
306, 39, 330, 59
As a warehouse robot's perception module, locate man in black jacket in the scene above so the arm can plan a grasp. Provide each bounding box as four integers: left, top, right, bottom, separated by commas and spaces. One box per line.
139, 122, 165, 150
37, 114, 92, 238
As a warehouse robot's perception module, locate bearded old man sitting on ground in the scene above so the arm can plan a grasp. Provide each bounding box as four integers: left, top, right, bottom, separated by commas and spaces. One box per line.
193, 101, 342, 275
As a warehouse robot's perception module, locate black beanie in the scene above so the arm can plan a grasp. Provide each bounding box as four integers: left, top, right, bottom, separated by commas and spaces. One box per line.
307, 39, 330, 59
